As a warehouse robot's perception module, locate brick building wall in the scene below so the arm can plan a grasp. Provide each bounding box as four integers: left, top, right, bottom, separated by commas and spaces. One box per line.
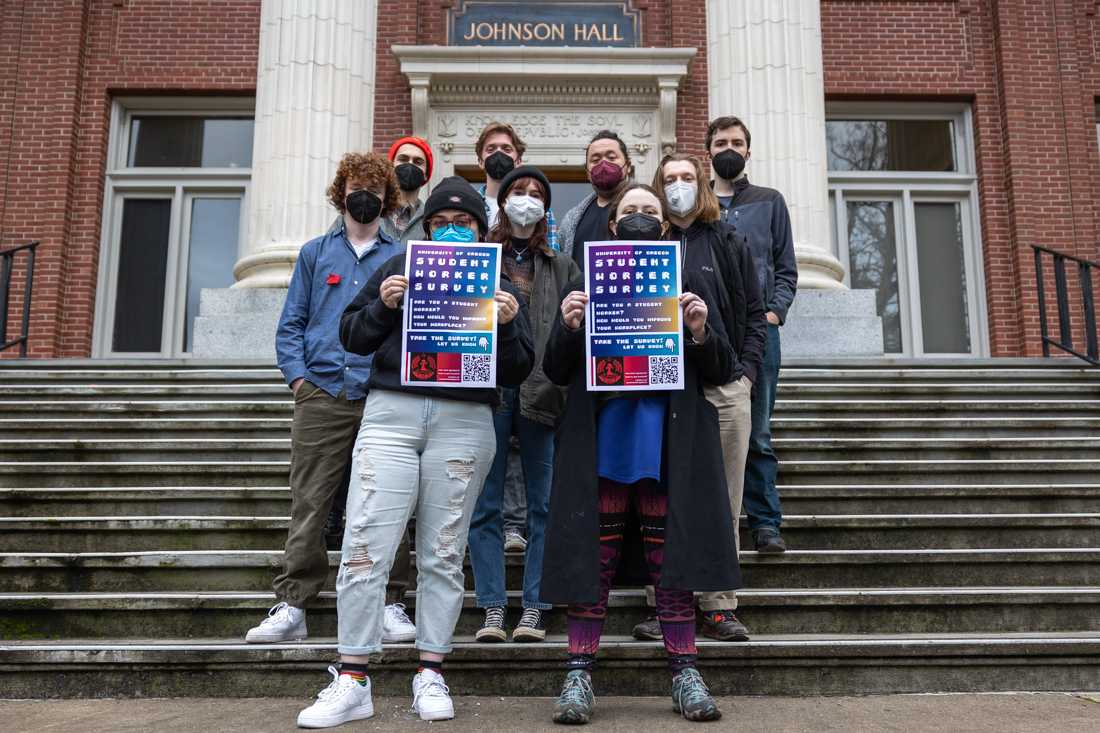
821, 0, 1100, 357
1, 0, 1097, 359
0, 0, 259, 359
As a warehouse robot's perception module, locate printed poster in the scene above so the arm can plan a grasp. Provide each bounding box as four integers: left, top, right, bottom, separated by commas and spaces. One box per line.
584, 240, 685, 391
401, 241, 502, 388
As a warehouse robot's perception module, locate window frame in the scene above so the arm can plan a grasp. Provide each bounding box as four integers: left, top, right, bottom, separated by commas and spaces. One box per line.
93, 97, 254, 358
825, 102, 989, 358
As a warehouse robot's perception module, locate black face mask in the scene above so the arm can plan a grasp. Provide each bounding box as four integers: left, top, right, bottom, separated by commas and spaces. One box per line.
712, 149, 746, 181
395, 163, 426, 192
483, 150, 515, 180
345, 189, 382, 224
615, 213, 664, 241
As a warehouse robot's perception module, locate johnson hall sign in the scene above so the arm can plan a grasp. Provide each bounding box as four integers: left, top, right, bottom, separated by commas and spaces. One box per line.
448, 1, 641, 47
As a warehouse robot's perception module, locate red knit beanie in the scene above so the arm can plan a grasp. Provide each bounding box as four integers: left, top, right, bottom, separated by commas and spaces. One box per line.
387, 136, 434, 180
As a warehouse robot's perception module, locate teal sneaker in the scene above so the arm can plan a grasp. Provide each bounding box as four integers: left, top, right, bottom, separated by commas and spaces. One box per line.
671, 667, 721, 722
552, 669, 595, 725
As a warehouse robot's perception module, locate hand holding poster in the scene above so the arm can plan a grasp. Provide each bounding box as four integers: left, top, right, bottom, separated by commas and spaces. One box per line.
584, 240, 685, 391
401, 241, 503, 388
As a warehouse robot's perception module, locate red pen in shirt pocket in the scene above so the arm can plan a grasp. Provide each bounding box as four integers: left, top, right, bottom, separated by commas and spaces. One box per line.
326, 273, 341, 285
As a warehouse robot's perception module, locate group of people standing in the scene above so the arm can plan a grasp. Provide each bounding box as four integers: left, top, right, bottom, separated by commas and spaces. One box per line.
252, 116, 798, 728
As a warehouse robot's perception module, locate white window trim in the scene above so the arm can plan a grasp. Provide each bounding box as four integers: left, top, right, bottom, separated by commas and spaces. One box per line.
93, 98, 253, 358
825, 102, 990, 358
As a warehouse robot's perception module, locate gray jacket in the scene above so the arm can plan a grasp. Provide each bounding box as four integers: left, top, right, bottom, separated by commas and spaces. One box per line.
380, 197, 426, 246
557, 192, 598, 261
517, 246, 581, 426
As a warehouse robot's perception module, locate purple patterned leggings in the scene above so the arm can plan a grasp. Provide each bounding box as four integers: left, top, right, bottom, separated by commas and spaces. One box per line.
567, 478, 697, 673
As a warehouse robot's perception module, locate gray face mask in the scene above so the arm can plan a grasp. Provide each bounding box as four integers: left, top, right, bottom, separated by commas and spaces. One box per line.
664, 180, 697, 216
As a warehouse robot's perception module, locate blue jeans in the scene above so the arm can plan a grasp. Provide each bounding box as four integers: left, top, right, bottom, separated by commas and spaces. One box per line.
468, 387, 554, 610
743, 324, 784, 531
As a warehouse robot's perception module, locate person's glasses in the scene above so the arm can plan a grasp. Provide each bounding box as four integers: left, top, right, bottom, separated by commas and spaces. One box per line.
429, 215, 474, 230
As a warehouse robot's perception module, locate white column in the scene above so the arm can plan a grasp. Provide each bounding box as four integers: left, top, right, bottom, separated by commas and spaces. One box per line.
234, 0, 379, 288
706, 0, 844, 290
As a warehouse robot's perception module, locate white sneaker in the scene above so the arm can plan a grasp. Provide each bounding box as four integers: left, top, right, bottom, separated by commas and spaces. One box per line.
412, 668, 454, 721
504, 529, 527, 553
245, 601, 306, 643
382, 603, 417, 643
297, 666, 374, 728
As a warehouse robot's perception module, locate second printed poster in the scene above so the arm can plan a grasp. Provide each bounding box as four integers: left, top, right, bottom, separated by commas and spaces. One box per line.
584, 240, 684, 391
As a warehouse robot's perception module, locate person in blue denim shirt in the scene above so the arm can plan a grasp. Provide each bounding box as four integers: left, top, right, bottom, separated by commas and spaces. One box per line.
245, 152, 416, 648
707, 115, 799, 553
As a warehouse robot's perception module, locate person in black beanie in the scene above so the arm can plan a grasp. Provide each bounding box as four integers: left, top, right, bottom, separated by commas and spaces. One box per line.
295, 175, 533, 726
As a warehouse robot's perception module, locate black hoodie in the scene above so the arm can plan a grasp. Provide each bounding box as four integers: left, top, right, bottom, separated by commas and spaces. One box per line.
340, 252, 535, 407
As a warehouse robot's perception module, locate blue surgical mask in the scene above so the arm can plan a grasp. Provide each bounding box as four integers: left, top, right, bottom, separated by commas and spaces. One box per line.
432, 223, 476, 243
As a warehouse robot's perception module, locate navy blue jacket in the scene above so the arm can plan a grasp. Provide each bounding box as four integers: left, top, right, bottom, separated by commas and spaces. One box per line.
717, 176, 799, 323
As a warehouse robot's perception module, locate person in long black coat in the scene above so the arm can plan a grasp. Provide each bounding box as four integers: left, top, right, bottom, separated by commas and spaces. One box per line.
539, 183, 742, 726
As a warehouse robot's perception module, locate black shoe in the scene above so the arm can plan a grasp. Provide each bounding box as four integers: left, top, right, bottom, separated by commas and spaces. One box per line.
512, 607, 546, 642
632, 614, 663, 641
323, 510, 344, 551
475, 606, 507, 642
753, 528, 787, 553
699, 610, 750, 641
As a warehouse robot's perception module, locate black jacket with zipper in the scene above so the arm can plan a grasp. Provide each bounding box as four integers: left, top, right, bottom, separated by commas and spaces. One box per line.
674, 219, 767, 384
339, 252, 535, 407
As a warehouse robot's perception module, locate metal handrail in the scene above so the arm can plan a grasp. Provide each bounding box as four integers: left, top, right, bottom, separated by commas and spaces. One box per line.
1032, 244, 1099, 366
0, 240, 39, 357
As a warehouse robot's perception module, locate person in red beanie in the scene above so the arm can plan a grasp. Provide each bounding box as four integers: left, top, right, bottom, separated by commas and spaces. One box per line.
383, 136, 434, 245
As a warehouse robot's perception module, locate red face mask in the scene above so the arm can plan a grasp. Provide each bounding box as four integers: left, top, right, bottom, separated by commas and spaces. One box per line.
589, 159, 624, 192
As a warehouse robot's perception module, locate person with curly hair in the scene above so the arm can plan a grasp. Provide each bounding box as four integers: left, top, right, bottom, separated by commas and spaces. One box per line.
245, 152, 413, 655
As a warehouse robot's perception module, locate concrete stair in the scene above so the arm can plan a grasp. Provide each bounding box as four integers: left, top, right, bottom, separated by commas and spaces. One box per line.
2, 359, 1100, 697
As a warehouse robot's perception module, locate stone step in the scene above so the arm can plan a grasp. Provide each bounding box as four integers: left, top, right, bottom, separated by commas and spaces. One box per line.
3, 633, 1098, 697
2, 398, 1098, 421
7, 484, 1100, 518
3, 549, 1098, 593
772, 416, 1100, 439
4, 587, 1100, 640
6, 416, 1100, 441
4, 458, 1098, 490
779, 484, 1100, 515
0, 463, 291, 488
7, 436, 1100, 462
4, 514, 1100, 553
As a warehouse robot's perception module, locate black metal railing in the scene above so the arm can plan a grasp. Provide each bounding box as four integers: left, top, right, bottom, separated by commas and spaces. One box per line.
0, 240, 39, 357
1033, 244, 1099, 366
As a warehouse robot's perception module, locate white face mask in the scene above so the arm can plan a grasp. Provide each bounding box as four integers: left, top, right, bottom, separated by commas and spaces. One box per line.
664, 180, 697, 216
504, 194, 546, 228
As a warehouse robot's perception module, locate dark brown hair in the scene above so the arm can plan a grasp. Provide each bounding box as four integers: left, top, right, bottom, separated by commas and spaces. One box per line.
488, 176, 550, 256
605, 183, 667, 237
326, 152, 399, 216
705, 115, 752, 152
475, 121, 527, 161
653, 153, 721, 224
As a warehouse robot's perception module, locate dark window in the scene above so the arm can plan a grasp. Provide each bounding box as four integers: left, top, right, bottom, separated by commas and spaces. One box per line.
112, 199, 172, 352
127, 116, 254, 167
826, 120, 956, 172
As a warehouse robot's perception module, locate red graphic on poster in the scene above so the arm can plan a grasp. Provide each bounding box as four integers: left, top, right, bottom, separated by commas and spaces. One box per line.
595, 356, 624, 386
409, 353, 437, 381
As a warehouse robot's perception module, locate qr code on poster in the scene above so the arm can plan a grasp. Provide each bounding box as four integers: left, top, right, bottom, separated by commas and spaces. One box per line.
648, 356, 680, 385
462, 353, 492, 383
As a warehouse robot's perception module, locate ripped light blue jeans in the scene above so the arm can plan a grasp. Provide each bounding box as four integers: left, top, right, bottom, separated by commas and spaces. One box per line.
337, 390, 495, 656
